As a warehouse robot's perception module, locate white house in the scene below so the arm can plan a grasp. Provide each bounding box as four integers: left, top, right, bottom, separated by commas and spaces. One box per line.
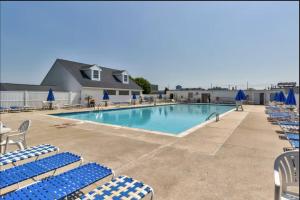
40, 59, 143, 105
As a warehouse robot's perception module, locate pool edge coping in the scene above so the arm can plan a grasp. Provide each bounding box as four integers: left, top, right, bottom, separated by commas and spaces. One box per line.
44, 104, 236, 138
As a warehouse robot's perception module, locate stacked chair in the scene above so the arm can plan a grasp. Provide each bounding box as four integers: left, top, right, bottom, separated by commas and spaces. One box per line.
265, 105, 299, 152
0, 144, 154, 200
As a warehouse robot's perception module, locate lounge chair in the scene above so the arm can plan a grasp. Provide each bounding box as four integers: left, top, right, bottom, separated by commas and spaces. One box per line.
284, 140, 299, 152
0, 144, 58, 170
78, 175, 154, 200
289, 140, 299, 149
0, 152, 82, 195
278, 121, 299, 126
23, 106, 36, 112
1, 163, 113, 199
0, 107, 9, 114
274, 150, 299, 200
0, 120, 31, 153
63, 104, 72, 109
279, 133, 299, 141
280, 124, 299, 133
9, 106, 22, 113
268, 113, 298, 122
42, 101, 50, 110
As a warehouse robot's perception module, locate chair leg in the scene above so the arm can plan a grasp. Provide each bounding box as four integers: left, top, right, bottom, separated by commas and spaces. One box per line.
23, 140, 27, 149
16, 142, 25, 150
4, 140, 9, 154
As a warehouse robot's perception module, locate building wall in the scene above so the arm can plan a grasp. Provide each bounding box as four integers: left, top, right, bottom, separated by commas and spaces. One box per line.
167, 88, 299, 106
41, 61, 82, 92
81, 87, 142, 105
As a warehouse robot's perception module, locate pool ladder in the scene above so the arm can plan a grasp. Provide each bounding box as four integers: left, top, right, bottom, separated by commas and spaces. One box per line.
206, 112, 219, 122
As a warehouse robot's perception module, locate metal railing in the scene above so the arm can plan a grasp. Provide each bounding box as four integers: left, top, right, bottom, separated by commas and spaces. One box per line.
206, 112, 220, 122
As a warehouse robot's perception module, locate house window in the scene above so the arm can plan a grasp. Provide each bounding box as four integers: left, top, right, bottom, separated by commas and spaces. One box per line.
107, 90, 116, 95
132, 91, 140, 95
123, 75, 128, 83
119, 90, 129, 95
93, 70, 99, 80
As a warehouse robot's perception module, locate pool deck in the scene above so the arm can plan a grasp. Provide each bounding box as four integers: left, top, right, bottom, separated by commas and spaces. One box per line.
0, 105, 290, 199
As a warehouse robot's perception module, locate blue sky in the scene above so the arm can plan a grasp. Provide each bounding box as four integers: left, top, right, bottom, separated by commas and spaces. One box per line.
1, 1, 299, 89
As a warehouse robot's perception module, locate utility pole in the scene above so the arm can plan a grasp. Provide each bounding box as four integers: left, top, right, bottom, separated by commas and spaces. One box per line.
247, 81, 248, 90
210, 83, 212, 89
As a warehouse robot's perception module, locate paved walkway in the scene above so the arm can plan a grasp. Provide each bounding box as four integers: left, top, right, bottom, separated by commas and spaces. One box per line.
0, 105, 289, 199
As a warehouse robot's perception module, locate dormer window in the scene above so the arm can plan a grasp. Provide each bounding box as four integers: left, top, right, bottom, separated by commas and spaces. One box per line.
89, 65, 101, 81
123, 74, 128, 83
93, 70, 99, 79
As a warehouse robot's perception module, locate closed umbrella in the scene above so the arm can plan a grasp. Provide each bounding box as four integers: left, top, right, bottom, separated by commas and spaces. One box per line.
235, 90, 246, 111
132, 94, 137, 105
278, 91, 286, 103
132, 94, 137, 100
285, 89, 296, 106
47, 88, 55, 109
235, 90, 246, 101
103, 90, 109, 106
273, 92, 279, 102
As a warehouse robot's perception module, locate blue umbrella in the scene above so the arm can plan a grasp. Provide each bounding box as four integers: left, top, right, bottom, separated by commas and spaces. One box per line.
132, 94, 137, 100
285, 89, 296, 105
47, 88, 55, 101
235, 90, 246, 101
103, 90, 109, 100
273, 92, 279, 102
278, 91, 286, 103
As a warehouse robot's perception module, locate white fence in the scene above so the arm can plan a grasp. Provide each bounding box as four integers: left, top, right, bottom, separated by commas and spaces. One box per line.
0, 91, 80, 108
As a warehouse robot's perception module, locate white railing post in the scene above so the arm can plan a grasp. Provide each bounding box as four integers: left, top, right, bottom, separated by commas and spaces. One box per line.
69, 92, 72, 105
24, 91, 29, 107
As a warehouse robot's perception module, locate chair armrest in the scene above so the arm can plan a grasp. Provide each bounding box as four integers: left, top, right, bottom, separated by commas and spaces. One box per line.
5, 132, 23, 138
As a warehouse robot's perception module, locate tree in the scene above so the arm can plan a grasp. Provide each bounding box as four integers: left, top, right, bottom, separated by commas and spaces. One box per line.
133, 77, 151, 94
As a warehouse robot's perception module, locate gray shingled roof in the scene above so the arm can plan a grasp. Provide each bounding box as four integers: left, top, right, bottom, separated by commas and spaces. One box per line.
56, 59, 142, 90
0, 83, 66, 91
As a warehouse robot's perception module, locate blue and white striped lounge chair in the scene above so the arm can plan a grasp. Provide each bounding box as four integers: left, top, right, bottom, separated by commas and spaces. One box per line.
0, 107, 9, 113
0, 152, 81, 195
0, 144, 58, 170
284, 140, 299, 152
289, 140, 299, 149
278, 121, 299, 126
268, 113, 297, 122
79, 175, 154, 200
285, 133, 299, 141
280, 124, 299, 132
9, 106, 22, 113
269, 112, 291, 117
280, 132, 300, 141
1, 163, 113, 200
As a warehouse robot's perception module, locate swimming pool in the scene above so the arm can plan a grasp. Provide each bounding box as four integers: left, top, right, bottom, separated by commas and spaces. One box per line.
52, 104, 235, 136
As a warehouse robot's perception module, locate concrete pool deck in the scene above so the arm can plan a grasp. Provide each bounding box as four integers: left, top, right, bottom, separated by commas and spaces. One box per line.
0, 105, 291, 199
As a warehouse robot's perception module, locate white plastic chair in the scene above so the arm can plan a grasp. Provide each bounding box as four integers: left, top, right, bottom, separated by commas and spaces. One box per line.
1, 120, 31, 153
274, 150, 299, 200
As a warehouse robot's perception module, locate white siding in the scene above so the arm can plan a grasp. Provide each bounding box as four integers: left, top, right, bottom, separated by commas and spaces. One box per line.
0, 91, 80, 108
81, 88, 141, 105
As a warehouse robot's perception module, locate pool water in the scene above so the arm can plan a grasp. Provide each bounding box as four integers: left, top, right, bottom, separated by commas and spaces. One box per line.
52, 104, 235, 135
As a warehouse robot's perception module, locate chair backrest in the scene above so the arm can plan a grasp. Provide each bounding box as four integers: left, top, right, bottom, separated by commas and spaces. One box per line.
274, 150, 299, 192
18, 120, 31, 134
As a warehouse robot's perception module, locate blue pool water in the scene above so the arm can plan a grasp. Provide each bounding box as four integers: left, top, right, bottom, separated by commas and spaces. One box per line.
52, 104, 235, 135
